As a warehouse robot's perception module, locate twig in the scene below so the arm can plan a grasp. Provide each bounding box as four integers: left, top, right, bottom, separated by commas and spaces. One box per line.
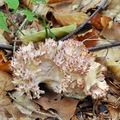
59, 0, 108, 41
1, 41, 120, 52
0, 44, 14, 51
88, 42, 120, 52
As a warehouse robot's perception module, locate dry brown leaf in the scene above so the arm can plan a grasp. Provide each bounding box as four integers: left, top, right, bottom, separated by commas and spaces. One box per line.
0, 71, 14, 91
18, 117, 33, 120
21, 0, 33, 9
101, 16, 111, 28
11, 92, 54, 119
101, 23, 120, 40
0, 92, 11, 107
108, 106, 120, 120
50, 0, 88, 26
76, 28, 99, 48
91, 13, 111, 30
0, 71, 14, 108
0, 61, 11, 73
71, 115, 79, 120
0, 51, 11, 73
54, 11, 88, 26
5, 104, 26, 120
35, 93, 79, 120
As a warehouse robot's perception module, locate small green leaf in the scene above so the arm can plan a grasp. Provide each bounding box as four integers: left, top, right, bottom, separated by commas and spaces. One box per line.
23, 9, 35, 22
5, 0, 19, 10
0, 12, 9, 32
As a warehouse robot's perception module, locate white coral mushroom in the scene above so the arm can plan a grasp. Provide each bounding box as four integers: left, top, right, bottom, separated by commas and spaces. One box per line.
11, 39, 109, 99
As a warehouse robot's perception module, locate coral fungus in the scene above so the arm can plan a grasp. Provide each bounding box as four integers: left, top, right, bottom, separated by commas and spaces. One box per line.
11, 39, 109, 99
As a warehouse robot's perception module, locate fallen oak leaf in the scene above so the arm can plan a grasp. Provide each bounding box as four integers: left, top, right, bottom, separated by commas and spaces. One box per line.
76, 28, 99, 48
108, 106, 120, 120
34, 92, 79, 120
50, 0, 88, 26
53, 11, 88, 26
0, 61, 11, 73
91, 13, 111, 30
0, 51, 11, 72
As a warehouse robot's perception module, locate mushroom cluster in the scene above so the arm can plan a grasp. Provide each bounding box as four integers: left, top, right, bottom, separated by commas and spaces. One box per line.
11, 39, 109, 99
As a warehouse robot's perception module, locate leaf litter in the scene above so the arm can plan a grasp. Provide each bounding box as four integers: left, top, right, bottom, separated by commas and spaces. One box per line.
0, 0, 120, 120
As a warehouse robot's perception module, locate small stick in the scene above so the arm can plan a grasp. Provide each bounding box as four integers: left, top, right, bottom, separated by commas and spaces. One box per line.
0, 44, 14, 51
1, 41, 120, 52
0, 42, 120, 52
88, 42, 120, 52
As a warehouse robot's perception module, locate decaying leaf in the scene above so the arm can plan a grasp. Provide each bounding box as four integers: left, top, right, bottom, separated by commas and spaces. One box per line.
0, 51, 11, 72
11, 91, 59, 119
0, 71, 14, 91
21, 0, 33, 9
50, 0, 88, 26
35, 92, 79, 120
108, 106, 120, 120
0, 71, 16, 120
53, 11, 88, 25
91, 13, 111, 30
76, 28, 99, 48
101, 23, 120, 40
